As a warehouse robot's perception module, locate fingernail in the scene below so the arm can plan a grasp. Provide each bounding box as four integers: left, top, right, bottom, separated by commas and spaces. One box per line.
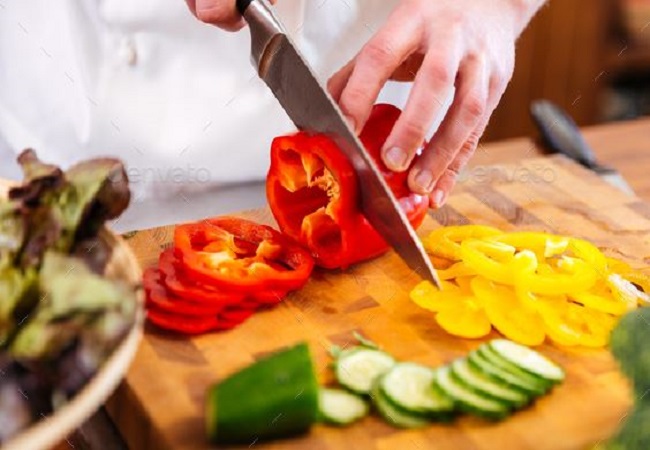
413, 169, 435, 193
383, 147, 408, 171
432, 189, 447, 208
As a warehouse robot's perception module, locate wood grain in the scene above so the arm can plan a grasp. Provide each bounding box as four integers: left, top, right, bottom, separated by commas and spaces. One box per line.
106, 156, 646, 450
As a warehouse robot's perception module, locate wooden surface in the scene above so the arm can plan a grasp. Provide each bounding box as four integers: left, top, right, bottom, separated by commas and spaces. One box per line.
470, 116, 650, 202
105, 155, 650, 450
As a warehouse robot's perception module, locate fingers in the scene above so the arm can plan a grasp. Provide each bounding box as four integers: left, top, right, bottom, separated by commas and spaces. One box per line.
381, 44, 462, 175
429, 116, 488, 208
327, 58, 355, 103
336, 11, 421, 132
408, 54, 489, 197
186, 0, 246, 31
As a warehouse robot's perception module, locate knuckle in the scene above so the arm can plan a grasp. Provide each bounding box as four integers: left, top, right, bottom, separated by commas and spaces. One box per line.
399, 119, 429, 145
462, 95, 485, 124
341, 84, 371, 113
361, 40, 396, 67
426, 63, 454, 87
195, 3, 231, 24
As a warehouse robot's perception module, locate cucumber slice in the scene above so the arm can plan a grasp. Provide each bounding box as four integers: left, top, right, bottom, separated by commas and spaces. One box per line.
478, 346, 551, 393
318, 388, 369, 426
335, 348, 396, 394
434, 366, 511, 420
379, 363, 455, 418
488, 339, 565, 384
468, 349, 545, 396
206, 343, 318, 444
371, 380, 430, 428
450, 359, 530, 408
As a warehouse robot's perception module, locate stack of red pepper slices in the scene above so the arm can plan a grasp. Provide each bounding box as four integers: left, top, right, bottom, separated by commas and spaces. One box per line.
144, 104, 429, 334
143, 217, 314, 334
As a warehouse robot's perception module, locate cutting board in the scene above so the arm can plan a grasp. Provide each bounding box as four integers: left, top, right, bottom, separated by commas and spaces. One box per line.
106, 156, 650, 450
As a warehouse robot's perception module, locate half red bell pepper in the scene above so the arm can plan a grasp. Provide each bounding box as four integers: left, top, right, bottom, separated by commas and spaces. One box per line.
266, 103, 428, 269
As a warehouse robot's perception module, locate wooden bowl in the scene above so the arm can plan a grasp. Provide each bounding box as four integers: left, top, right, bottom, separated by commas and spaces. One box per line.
1, 180, 145, 450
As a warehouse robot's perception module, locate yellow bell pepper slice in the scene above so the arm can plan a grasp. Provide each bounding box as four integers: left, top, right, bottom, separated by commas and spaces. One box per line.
490, 232, 569, 259
434, 298, 492, 339
423, 225, 501, 261
569, 291, 628, 316
437, 261, 477, 281
471, 276, 545, 346
535, 300, 611, 348
518, 256, 598, 295
607, 274, 646, 310
460, 239, 537, 285
409, 280, 459, 313
567, 237, 608, 274
606, 257, 632, 274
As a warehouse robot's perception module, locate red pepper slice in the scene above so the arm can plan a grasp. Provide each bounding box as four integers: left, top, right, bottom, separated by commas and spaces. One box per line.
144, 268, 227, 316
266, 103, 428, 268
174, 217, 314, 291
158, 249, 246, 305
146, 307, 226, 335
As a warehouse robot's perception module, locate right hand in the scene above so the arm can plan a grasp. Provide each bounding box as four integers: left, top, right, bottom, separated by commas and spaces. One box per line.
185, 0, 277, 31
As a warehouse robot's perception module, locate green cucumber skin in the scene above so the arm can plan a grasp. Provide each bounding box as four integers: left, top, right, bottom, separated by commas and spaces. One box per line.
476, 347, 549, 395
488, 340, 565, 384
377, 367, 456, 420
371, 381, 430, 429
433, 369, 511, 421
449, 360, 531, 409
479, 345, 555, 395
467, 351, 542, 397
206, 343, 319, 444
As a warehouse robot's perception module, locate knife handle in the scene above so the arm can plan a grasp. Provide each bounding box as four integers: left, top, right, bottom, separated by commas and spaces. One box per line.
236, 0, 252, 15
237, 0, 285, 75
529, 99, 605, 171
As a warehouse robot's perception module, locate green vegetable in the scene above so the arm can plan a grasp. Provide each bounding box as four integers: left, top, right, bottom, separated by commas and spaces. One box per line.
335, 347, 396, 395
434, 366, 511, 420
205, 343, 319, 444
318, 388, 368, 425
378, 363, 455, 419
371, 381, 429, 429
603, 308, 650, 449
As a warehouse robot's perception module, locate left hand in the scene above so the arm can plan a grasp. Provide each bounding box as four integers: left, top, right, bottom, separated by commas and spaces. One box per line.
328, 0, 540, 208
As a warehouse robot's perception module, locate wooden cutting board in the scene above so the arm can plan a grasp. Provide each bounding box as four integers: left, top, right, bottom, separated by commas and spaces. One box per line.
106, 155, 650, 450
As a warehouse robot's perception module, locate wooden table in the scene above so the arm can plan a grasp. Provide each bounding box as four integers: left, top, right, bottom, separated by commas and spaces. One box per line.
52, 117, 650, 449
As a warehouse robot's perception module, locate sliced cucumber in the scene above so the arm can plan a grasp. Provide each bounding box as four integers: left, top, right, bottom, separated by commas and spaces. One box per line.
433, 366, 510, 420
488, 339, 565, 384
379, 363, 455, 418
318, 388, 369, 425
335, 348, 396, 394
450, 358, 530, 408
478, 346, 551, 393
468, 349, 545, 396
371, 380, 429, 428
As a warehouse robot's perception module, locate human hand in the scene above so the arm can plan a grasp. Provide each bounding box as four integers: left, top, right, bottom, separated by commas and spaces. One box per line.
185, 0, 277, 31
328, 0, 545, 208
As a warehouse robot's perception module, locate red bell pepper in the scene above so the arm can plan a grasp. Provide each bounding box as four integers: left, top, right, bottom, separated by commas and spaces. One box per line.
266, 103, 428, 269
174, 216, 314, 292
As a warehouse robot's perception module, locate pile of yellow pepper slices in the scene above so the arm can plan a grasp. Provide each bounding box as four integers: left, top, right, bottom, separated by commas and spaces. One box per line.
410, 225, 650, 348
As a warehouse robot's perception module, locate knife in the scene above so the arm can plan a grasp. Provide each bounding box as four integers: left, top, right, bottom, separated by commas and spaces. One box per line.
530, 100, 635, 196
236, 0, 440, 287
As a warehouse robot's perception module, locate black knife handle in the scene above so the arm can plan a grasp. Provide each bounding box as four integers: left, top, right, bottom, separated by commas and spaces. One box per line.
236, 0, 252, 15
529, 99, 604, 170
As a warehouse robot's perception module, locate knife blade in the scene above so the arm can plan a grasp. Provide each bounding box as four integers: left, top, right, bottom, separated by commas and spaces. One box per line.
530, 100, 635, 196
236, 0, 440, 287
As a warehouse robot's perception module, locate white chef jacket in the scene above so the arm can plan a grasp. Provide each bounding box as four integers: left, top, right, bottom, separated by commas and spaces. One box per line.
0, 0, 408, 199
